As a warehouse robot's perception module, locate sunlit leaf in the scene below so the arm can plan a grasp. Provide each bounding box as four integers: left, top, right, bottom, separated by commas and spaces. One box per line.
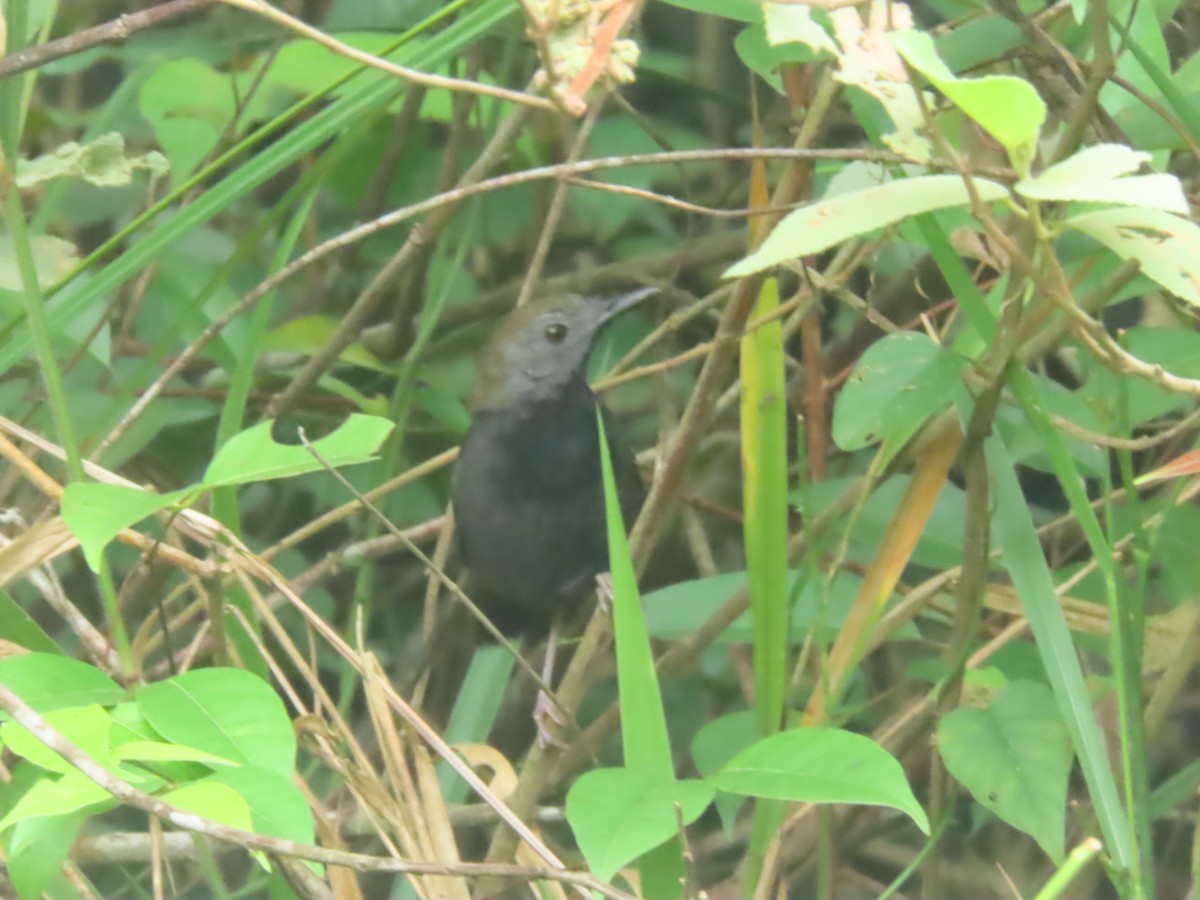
725, 176, 1007, 277
60, 482, 190, 573
1066, 207, 1200, 306
711, 727, 930, 833
566, 769, 714, 882
938, 680, 1070, 862
203, 414, 393, 487
891, 29, 1044, 175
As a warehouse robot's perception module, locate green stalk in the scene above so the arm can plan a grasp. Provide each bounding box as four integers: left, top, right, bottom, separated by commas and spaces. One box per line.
741, 276, 791, 736
986, 404, 1133, 878
598, 410, 681, 898
1008, 365, 1146, 894
739, 276, 791, 899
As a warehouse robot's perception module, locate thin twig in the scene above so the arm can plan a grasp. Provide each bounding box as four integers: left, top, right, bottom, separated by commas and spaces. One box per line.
1047, 404, 1200, 451
0, 0, 216, 80
216, 0, 555, 112
564, 176, 814, 218
263, 449, 458, 561
517, 99, 607, 306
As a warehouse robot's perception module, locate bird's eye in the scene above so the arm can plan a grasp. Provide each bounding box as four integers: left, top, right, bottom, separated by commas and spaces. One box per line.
544, 323, 568, 344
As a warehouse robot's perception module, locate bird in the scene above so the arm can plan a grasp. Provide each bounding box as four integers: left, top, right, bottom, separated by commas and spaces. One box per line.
450, 288, 655, 634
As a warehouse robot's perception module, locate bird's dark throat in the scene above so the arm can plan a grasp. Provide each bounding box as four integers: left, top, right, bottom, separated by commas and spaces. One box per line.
466, 375, 606, 503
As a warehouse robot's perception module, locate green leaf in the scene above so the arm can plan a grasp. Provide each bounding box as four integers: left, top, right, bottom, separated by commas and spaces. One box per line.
0, 588, 61, 655
890, 29, 1045, 175
566, 769, 714, 882
0, 704, 161, 793
0, 654, 124, 711
1065, 207, 1200, 306
138, 58, 237, 187
137, 668, 296, 777
4, 814, 83, 900
1153, 506, 1200, 604
596, 411, 673, 781
160, 779, 252, 832
0, 771, 113, 833
763, 5, 836, 57
691, 711, 760, 833
264, 314, 394, 373
1101, 0, 1172, 123
108, 702, 209, 785
710, 727, 930, 833
725, 176, 1008, 277
994, 374, 1105, 477
852, 476, 976, 569
17, 133, 168, 189
1, 705, 113, 776
207, 765, 317, 850
113, 741, 239, 767
60, 481, 191, 573
933, 14, 1026, 75
643, 569, 895, 643
643, 571, 751, 641
202, 414, 393, 488
734, 24, 814, 93
313, 373, 390, 417
261, 32, 413, 96
413, 382, 471, 435
985, 432, 1132, 868
598, 409, 682, 897
1109, 86, 1200, 152
1016, 144, 1187, 214
832, 332, 964, 451
938, 680, 1070, 862
1078, 327, 1200, 426
0, 232, 77, 292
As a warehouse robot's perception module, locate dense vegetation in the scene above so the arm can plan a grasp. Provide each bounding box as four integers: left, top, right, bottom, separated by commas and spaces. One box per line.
0, 0, 1198, 898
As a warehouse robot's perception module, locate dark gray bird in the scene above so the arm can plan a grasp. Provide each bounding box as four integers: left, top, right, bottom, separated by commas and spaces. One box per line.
451, 288, 654, 633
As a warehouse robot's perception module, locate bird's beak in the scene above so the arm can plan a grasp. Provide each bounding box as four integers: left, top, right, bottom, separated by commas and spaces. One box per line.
596, 286, 660, 324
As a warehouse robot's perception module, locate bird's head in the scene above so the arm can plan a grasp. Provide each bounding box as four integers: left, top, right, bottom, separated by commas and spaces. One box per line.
472, 288, 657, 410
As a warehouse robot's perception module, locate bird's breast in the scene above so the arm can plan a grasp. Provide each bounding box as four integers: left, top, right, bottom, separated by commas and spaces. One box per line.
450, 383, 629, 619
460, 384, 604, 497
